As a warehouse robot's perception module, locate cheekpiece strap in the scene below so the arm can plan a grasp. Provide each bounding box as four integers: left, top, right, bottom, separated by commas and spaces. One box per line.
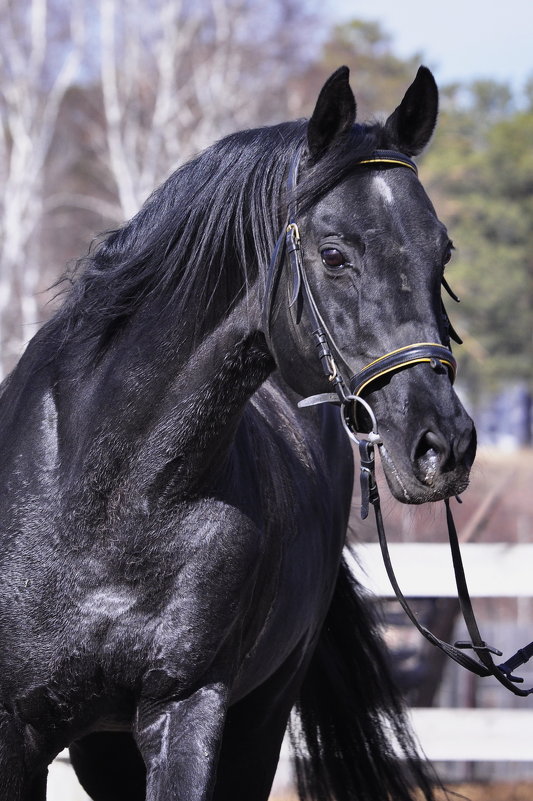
350, 342, 457, 396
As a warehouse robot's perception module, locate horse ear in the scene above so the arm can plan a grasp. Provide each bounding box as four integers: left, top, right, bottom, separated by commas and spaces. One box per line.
307, 66, 357, 161
384, 66, 439, 156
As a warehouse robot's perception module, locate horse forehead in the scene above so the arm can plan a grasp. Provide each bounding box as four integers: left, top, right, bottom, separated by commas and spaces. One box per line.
310, 169, 436, 230
364, 170, 434, 219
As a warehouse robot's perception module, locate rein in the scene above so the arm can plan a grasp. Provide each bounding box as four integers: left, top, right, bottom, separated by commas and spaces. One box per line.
348, 408, 533, 697
267, 144, 533, 696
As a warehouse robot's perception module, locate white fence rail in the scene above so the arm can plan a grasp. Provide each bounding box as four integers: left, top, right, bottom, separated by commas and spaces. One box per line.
350, 542, 533, 766
410, 708, 533, 762
349, 543, 533, 598
48, 755, 90, 801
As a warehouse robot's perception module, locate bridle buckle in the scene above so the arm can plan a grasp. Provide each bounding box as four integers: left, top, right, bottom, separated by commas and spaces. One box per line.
340, 394, 381, 447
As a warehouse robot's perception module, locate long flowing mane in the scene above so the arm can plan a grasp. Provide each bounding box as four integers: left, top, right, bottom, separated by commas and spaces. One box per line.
49, 119, 384, 362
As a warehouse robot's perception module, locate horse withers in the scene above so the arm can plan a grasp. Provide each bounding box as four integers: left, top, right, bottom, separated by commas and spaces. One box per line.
0, 66, 475, 800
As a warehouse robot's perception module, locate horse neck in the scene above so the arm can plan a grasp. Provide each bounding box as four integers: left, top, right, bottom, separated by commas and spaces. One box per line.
151, 308, 273, 485
60, 293, 274, 499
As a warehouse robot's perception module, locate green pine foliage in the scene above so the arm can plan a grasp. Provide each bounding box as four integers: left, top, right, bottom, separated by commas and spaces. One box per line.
424, 95, 533, 395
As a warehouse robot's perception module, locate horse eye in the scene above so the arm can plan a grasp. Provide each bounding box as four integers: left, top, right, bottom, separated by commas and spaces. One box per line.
321, 248, 345, 269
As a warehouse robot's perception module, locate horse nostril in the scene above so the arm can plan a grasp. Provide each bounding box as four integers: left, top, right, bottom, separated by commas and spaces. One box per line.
413, 430, 450, 486
456, 424, 477, 470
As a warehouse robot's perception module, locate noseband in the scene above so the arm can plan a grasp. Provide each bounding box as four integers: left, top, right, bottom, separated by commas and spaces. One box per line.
265, 143, 533, 696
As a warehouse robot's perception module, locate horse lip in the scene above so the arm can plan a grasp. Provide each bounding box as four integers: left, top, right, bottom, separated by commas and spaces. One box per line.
378, 444, 414, 503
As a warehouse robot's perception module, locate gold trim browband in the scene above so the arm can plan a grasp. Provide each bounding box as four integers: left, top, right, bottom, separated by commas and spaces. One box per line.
357, 149, 418, 175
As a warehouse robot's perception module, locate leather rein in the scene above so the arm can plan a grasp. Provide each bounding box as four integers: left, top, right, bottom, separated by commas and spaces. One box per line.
265, 143, 533, 696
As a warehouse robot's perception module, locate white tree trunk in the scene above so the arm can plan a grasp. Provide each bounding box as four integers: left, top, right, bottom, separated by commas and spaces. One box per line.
0, 0, 84, 377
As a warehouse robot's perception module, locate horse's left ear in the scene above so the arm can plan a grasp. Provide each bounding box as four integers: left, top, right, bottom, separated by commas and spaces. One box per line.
307, 66, 357, 161
384, 66, 439, 156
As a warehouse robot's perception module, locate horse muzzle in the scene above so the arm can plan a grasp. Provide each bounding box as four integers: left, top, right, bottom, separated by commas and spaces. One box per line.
368, 376, 476, 504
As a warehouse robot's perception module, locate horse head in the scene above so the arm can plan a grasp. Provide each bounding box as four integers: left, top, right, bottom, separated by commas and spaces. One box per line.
267, 66, 476, 504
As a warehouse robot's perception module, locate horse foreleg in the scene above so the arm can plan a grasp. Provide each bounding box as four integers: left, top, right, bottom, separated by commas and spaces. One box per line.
134, 681, 228, 801
213, 693, 290, 801
213, 645, 307, 801
23, 772, 47, 801
0, 712, 47, 801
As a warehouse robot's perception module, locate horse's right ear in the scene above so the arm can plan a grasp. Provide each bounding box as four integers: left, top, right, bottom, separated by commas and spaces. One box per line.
307, 67, 356, 161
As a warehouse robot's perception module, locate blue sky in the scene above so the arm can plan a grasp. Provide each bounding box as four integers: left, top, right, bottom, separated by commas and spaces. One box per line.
330, 0, 533, 94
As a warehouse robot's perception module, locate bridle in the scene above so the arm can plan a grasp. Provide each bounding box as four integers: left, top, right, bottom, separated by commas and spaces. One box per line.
265, 143, 533, 696
264, 146, 458, 408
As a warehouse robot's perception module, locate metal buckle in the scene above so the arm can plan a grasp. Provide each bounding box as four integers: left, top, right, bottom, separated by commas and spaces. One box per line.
326, 354, 338, 382
340, 394, 381, 446
286, 222, 300, 248
454, 640, 503, 658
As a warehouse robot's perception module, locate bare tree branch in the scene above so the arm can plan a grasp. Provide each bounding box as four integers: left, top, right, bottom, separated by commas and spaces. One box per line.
96, 0, 305, 221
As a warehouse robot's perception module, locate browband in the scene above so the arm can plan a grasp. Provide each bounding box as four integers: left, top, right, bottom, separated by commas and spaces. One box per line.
357, 149, 418, 175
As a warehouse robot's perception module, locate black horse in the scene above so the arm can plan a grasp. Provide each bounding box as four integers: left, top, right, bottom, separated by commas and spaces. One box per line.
0, 67, 475, 800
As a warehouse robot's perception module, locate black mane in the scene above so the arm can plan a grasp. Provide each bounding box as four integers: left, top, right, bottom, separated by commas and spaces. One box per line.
51, 119, 385, 360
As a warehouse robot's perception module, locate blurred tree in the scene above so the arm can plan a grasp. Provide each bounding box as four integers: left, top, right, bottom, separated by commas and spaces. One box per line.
423, 83, 533, 399
96, 0, 311, 219
0, 0, 84, 377
0, 0, 313, 375
293, 19, 425, 121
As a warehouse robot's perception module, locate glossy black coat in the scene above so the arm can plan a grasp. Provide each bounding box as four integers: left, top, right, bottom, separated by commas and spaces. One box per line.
0, 66, 474, 800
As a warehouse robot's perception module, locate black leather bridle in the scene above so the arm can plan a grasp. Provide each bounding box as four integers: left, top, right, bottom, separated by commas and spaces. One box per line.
265, 143, 533, 696
264, 146, 458, 410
